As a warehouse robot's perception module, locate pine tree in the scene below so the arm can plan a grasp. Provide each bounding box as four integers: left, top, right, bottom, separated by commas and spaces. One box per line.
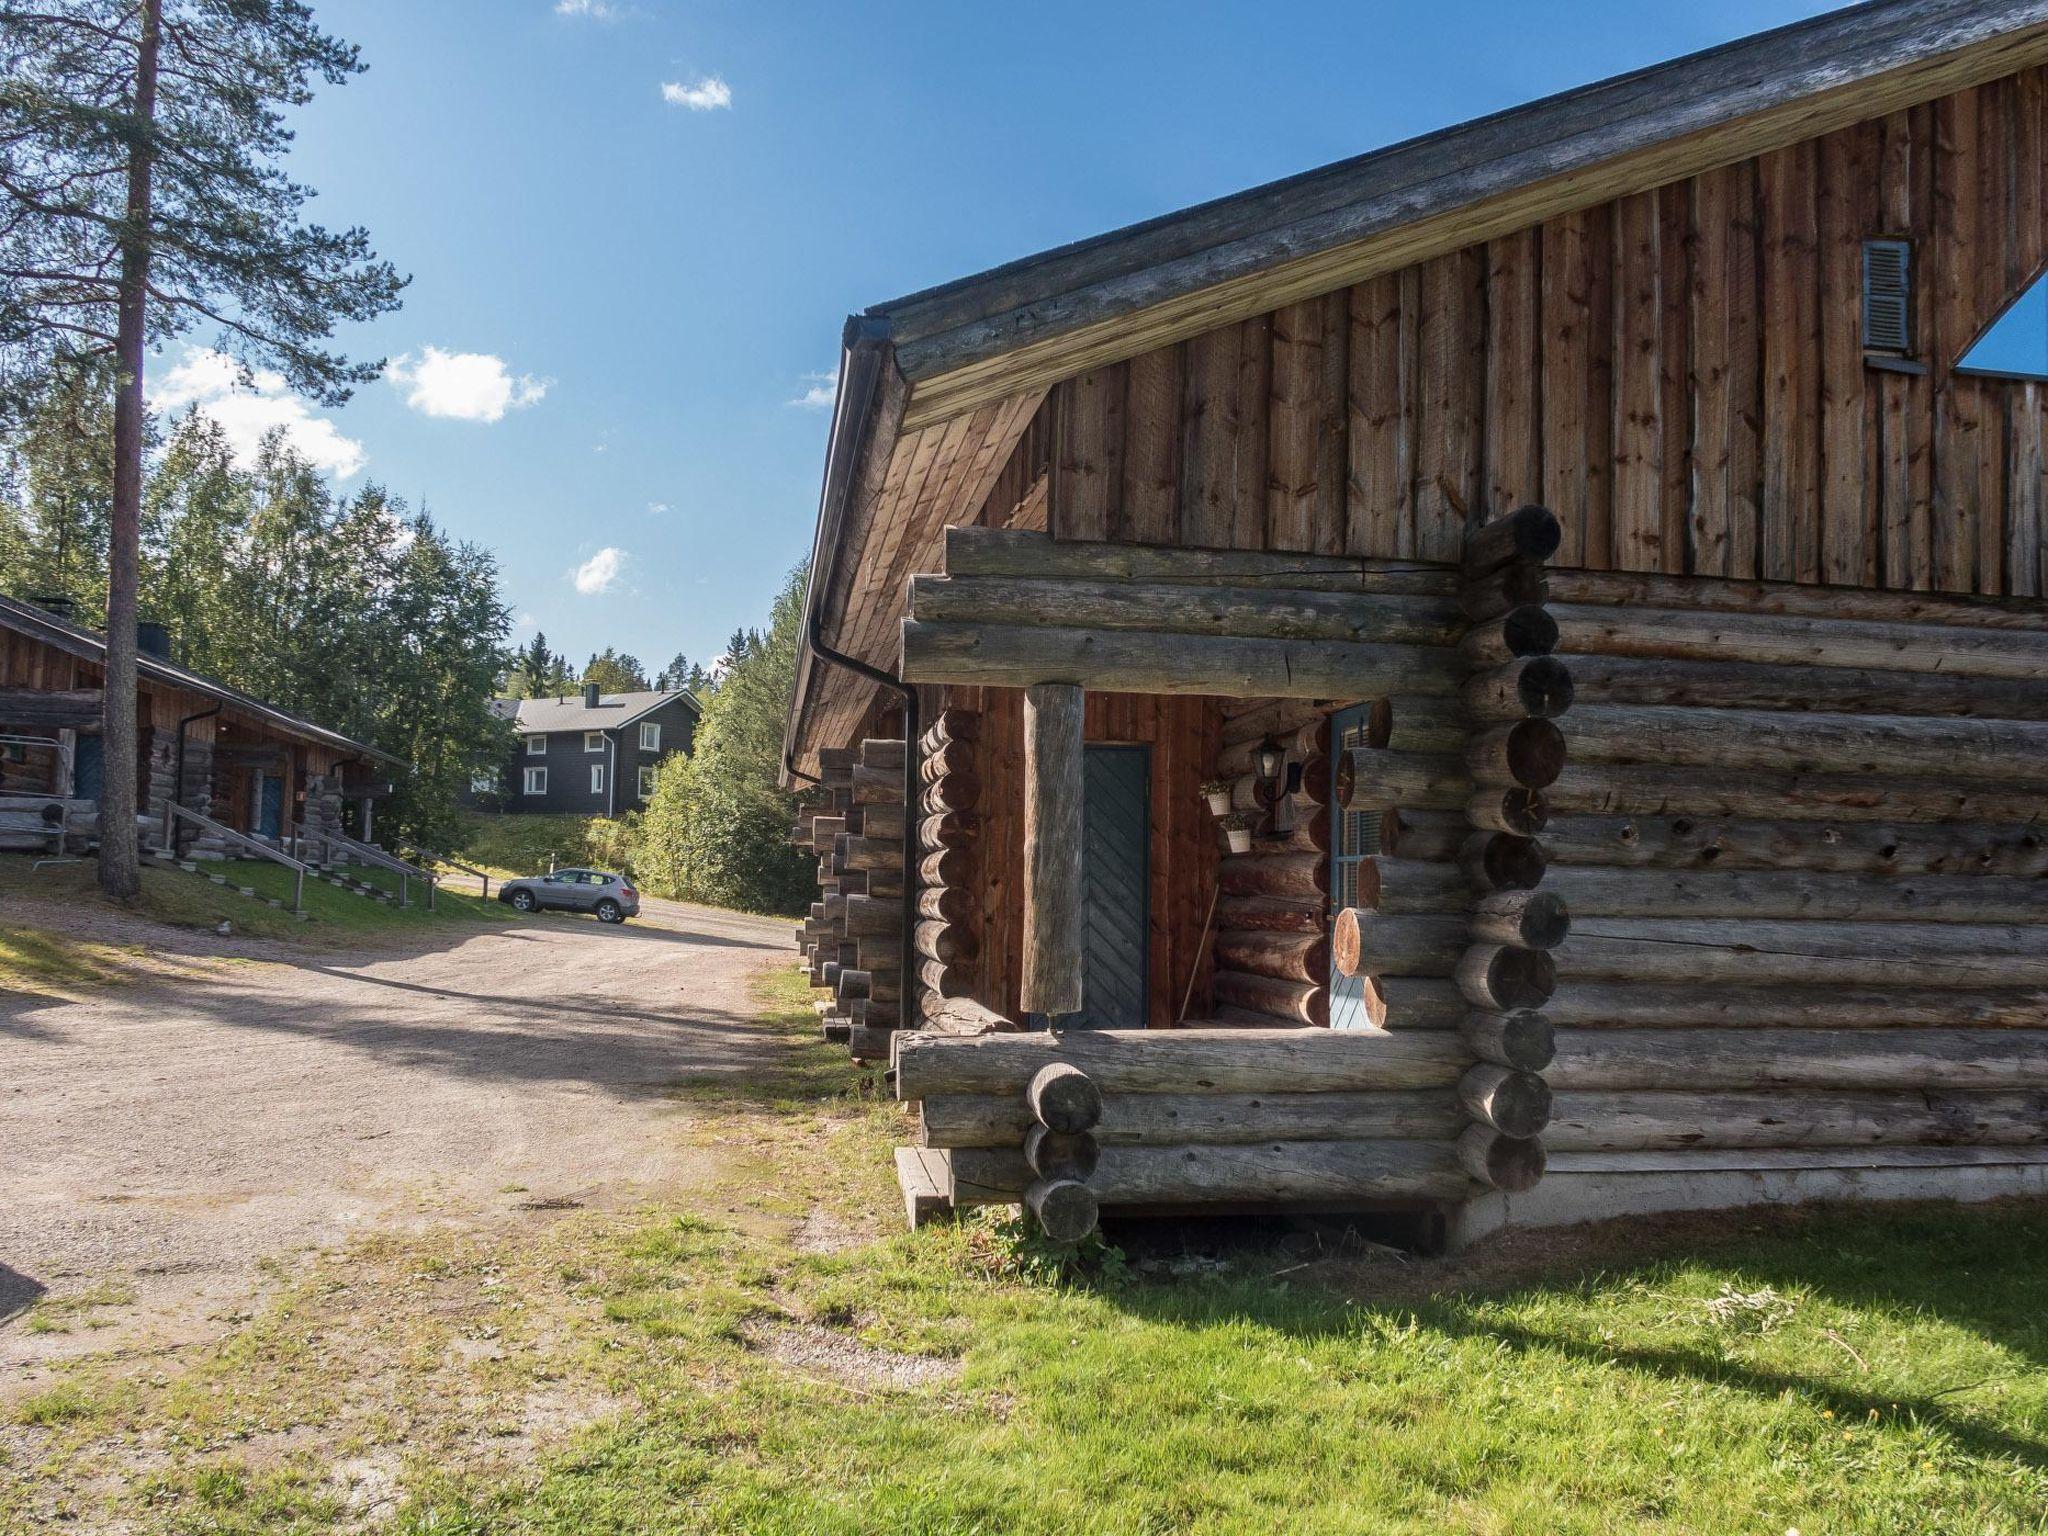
581, 647, 647, 693
1, 1, 405, 895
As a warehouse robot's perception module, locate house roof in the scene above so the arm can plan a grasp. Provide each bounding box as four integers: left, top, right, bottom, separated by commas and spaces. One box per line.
492, 689, 698, 735
784, 0, 2048, 778
0, 594, 405, 765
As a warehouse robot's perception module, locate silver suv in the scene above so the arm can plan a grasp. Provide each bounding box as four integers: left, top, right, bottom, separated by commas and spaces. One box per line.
498, 868, 640, 924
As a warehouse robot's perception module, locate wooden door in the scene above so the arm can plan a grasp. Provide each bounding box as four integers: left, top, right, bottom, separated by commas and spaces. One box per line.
1069, 745, 1150, 1029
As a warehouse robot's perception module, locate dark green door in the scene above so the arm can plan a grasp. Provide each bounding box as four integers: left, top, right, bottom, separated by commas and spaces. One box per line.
1070, 745, 1149, 1030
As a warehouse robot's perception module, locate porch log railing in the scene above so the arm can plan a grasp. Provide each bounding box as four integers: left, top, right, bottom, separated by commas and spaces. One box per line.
160, 802, 310, 915
306, 828, 437, 910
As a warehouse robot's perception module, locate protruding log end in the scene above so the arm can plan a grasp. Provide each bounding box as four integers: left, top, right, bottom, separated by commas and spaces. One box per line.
1459, 831, 1549, 892
1464, 504, 1563, 573
1470, 718, 1568, 790
1456, 944, 1558, 1011
1460, 1063, 1554, 1138
1473, 889, 1572, 950
1026, 1176, 1101, 1243
1469, 787, 1550, 837
1333, 906, 1369, 979
1027, 1061, 1104, 1134
1459, 1009, 1556, 1071
1025, 1123, 1101, 1182
1457, 1124, 1548, 1192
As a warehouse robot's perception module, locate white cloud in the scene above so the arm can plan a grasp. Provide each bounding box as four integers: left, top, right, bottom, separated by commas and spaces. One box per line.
572, 547, 626, 594
385, 347, 548, 423
789, 367, 838, 409
661, 76, 731, 111
151, 348, 366, 478
554, 0, 614, 15
646, 500, 670, 515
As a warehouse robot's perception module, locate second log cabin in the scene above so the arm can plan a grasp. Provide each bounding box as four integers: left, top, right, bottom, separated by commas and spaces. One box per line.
783, 0, 2048, 1244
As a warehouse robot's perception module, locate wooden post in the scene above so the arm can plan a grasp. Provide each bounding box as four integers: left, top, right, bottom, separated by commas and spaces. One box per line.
1022, 682, 1085, 1017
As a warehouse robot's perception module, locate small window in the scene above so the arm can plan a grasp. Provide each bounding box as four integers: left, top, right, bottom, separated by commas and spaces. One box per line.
639, 721, 661, 752
523, 766, 547, 795
585, 730, 604, 753
1956, 272, 2048, 381
525, 735, 546, 757
1861, 238, 1912, 354
590, 763, 605, 794
637, 764, 656, 798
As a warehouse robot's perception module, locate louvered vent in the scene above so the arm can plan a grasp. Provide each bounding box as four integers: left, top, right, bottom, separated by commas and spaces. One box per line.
1863, 239, 1913, 354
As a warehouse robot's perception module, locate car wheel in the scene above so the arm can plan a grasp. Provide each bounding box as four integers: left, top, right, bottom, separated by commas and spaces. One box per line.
510, 890, 537, 912
595, 899, 623, 924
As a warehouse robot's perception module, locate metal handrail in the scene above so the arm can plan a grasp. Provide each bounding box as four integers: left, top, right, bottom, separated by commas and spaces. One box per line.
403, 844, 491, 901
161, 803, 310, 915
308, 829, 436, 910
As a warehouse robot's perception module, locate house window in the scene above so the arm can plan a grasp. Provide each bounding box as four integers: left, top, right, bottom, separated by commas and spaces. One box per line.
639, 721, 662, 752
637, 764, 656, 798
590, 763, 605, 795
1861, 238, 1912, 354
525, 735, 546, 756
584, 730, 604, 753
523, 767, 547, 795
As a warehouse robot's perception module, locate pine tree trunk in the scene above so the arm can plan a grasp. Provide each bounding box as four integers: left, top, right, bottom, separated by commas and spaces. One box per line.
100, 0, 163, 900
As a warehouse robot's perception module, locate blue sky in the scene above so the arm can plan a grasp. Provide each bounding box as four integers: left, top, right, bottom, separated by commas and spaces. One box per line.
157, 0, 1836, 679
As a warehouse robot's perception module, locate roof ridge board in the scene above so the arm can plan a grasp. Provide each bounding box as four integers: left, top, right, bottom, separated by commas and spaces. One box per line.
877, 0, 2025, 361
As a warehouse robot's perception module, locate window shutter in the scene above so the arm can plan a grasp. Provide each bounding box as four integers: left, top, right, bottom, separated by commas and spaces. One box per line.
1862, 239, 1912, 354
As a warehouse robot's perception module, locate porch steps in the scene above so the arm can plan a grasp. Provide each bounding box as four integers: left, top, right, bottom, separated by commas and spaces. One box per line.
145, 845, 313, 920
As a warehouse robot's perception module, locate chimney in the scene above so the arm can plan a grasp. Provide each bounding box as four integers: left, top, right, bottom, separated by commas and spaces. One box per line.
33, 594, 77, 622
136, 620, 172, 660
583, 682, 601, 709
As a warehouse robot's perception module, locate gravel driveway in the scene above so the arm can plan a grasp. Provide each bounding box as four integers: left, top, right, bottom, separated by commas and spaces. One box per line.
0, 894, 792, 1375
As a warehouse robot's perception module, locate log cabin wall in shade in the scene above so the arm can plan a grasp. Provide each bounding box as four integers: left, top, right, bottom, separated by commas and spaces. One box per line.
1019, 71, 2048, 597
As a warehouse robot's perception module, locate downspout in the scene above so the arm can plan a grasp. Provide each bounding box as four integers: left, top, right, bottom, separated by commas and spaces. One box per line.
787, 313, 920, 1018
170, 701, 222, 850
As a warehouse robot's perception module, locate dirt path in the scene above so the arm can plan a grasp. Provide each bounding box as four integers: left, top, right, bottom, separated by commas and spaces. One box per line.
0, 897, 792, 1376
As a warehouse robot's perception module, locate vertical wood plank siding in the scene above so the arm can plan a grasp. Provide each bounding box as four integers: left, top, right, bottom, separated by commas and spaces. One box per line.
1036, 71, 2048, 595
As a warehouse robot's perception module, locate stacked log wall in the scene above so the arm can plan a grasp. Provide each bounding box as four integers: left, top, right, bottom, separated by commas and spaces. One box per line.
791, 738, 907, 1059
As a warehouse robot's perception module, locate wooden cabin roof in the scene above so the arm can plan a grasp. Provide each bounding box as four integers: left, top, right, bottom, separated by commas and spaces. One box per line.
785, 0, 2048, 777
0, 594, 404, 764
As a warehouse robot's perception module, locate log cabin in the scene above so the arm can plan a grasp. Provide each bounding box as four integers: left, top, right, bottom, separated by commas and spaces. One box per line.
0, 593, 401, 857
782, 0, 2048, 1244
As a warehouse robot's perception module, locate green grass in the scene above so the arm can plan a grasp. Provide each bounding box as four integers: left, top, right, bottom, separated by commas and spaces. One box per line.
9, 965, 2046, 1535
232, 856, 512, 933
444, 811, 635, 882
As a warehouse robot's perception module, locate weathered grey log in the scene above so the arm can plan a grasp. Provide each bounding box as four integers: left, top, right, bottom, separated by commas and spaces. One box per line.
1370, 977, 1472, 1030
1021, 683, 1084, 1017
916, 885, 978, 924
842, 894, 902, 938
944, 525, 1459, 594
859, 737, 906, 770
849, 997, 900, 1029
1459, 607, 1561, 667
916, 959, 977, 999
911, 574, 1466, 647
1544, 568, 2048, 629
1356, 856, 1472, 913
1217, 895, 1328, 933
1333, 910, 1468, 978
857, 802, 907, 841
1462, 656, 1576, 721
914, 994, 1021, 1035
1024, 1123, 1101, 1180
866, 866, 904, 899
1468, 788, 1550, 836
1545, 1089, 2048, 1151
1336, 749, 1468, 811
822, 1019, 853, 1045
837, 968, 900, 1005
1026, 1177, 1100, 1241
1457, 944, 1558, 1010
1466, 718, 1567, 789
1558, 918, 2048, 988
851, 763, 900, 805
1459, 832, 1549, 892
1547, 603, 2048, 681
917, 847, 972, 888
1537, 814, 2048, 876
920, 1089, 1465, 1148
919, 741, 977, 783
1560, 652, 2048, 720
1458, 562, 1549, 622
841, 835, 901, 873
915, 812, 978, 852
810, 815, 846, 847
846, 1026, 894, 1061
1214, 928, 1329, 984
1217, 851, 1326, 901
894, 1026, 1469, 1098
1464, 505, 1561, 574
815, 748, 856, 776
1460, 1064, 1553, 1137
1566, 705, 2048, 784
1546, 1028, 2048, 1091
1027, 1060, 1103, 1134
1548, 762, 2048, 826
920, 774, 983, 816
1213, 970, 1329, 1026
1472, 889, 1571, 950
1457, 1125, 1547, 1191
1221, 696, 1346, 748
1461, 1010, 1557, 1070
1379, 808, 1473, 862
947, 1141, 1475, 1206
920, 707, 981, 749
819, 960, 841, 990
1543, 982, 2048, 1029
1367, 697, 1467, 755
914, 919, 978, 966
1216, 717, 1330, 778
1546, 866, 2048, 924
901, 620, 1464, 698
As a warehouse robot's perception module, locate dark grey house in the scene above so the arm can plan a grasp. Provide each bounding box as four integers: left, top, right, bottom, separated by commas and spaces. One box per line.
483, 685, 698, 817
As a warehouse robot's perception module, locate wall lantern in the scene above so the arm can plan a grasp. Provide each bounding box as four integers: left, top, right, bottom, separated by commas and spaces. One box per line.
1253, 738, 1286, 796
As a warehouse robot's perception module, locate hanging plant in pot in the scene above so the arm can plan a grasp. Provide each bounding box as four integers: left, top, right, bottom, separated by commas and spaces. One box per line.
1220, 812, 1256, 854
1200, 778, 1233, 816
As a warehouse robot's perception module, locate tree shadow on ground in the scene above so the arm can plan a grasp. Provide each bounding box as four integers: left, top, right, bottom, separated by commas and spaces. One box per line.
0, 1262, 45, 1328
